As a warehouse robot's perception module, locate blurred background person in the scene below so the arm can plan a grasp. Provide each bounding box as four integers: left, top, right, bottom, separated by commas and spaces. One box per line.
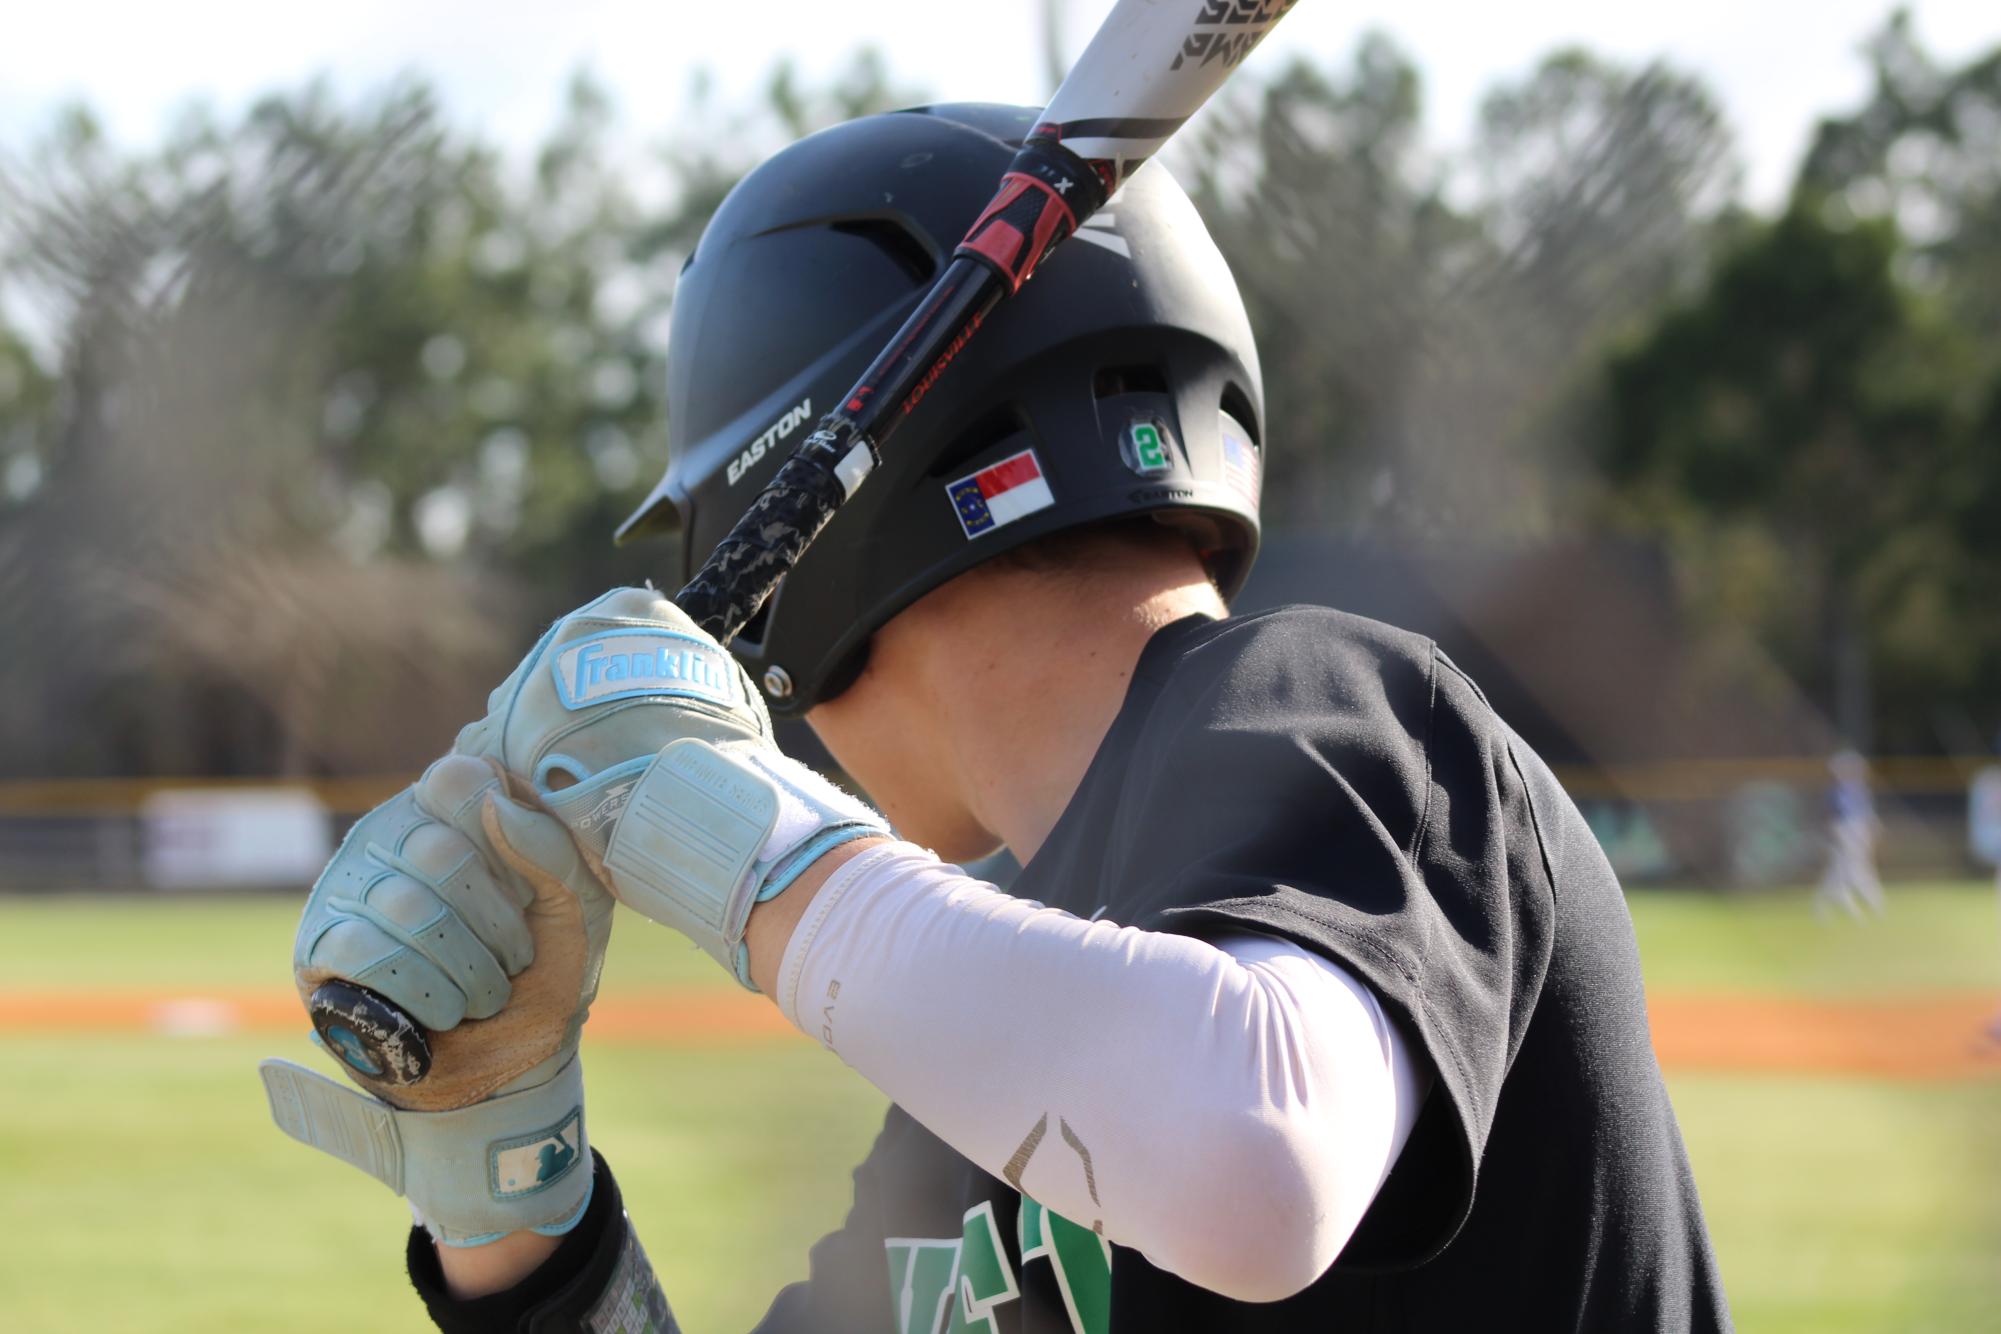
1817, 749, 1886, 919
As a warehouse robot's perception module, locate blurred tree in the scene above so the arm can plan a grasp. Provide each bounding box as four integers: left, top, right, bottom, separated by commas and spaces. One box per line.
1184, 37, 1736, 538
0, 53, 917, 780
0, 83, 527, 777
1183, 36, 1479, 532
1467, 51, 1739, 521
1599, 204, 1993, 752
1477, 50, 1737, 336
1798, 10, 2001, 347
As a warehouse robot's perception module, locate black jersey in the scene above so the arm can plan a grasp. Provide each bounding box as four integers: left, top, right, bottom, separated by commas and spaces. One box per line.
412, 606, 1731, 1332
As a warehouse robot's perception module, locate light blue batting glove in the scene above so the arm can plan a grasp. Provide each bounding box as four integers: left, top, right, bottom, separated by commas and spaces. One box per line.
453, 586, 889, 987
261, 753, 613, 1245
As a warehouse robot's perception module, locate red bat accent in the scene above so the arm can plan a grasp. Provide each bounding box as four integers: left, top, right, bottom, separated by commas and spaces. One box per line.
898, 309, 988, 417
958, 172, 1080, 294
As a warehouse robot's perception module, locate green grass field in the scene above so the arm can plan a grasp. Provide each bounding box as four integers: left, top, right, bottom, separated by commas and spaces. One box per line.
1, 883, 1997, 1331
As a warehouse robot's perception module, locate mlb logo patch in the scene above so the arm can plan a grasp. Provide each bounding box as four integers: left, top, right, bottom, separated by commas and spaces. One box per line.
946, 448, 1055, 538
490, 1107, 583, 1200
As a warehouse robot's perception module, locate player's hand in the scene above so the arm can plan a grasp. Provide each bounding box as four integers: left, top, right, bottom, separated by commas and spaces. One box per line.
260, 753, 613, 1244
454, 586, 888, 987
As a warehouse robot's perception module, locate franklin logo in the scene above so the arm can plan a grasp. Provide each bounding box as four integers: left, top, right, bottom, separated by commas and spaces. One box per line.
553, 631, 740, 711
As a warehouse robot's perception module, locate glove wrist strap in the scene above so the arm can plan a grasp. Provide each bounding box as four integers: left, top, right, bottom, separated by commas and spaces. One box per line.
260, 1053, 591, 1245
595, 739, 889, 988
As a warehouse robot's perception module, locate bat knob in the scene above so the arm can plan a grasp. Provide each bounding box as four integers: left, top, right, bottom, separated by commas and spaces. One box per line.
308, 979, 433, 1086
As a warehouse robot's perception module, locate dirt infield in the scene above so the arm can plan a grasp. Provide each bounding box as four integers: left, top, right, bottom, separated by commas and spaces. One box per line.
5, 986, 2000, 1079
0, 986, 797, 1044
1646, 991, 2001, 1080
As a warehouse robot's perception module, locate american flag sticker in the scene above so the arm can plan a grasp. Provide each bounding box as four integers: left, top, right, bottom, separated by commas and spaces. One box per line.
946, 448, 1055, 538
1220, 412, 1261, 505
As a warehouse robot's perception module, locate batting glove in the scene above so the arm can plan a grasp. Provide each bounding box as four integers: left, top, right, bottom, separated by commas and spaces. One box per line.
454, 586, 888, 988
262, 753, 612, 1244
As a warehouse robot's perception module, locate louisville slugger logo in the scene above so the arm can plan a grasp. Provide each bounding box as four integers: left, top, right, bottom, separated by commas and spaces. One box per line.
899, 309, 986, 417
1171, 0, 1296, 71
727, 396, 813, 486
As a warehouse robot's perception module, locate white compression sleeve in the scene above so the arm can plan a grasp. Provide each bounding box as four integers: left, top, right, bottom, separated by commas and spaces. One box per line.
776, 842, 1430, 1302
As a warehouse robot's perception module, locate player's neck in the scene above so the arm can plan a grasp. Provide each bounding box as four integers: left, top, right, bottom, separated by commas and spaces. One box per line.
932, 553, 1224, 864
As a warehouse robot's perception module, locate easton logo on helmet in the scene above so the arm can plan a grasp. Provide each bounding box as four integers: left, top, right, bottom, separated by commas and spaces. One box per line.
726, 397, 813, 487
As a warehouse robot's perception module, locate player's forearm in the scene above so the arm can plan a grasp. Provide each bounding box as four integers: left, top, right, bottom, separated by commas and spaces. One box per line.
433, 1229, 561, 1300
408, 1152, 683, 1332
744, 836, 888, 994
760, 842, 1427, 1301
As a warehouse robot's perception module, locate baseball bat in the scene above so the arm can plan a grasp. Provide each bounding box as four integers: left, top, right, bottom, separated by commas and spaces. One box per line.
311, 0, 1300, 1086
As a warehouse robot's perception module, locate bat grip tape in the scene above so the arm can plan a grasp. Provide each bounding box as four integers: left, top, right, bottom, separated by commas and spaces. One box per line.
676, 448, 851, 644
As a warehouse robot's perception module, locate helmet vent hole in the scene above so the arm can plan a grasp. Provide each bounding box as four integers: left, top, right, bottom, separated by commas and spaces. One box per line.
828, 219, 937, 286
1093, 365, 1170, 399
1220, 383, 1262, 448
925, 404, 1030, 480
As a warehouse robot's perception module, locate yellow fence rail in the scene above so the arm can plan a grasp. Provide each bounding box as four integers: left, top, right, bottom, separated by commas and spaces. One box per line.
0, 756, 1994, 815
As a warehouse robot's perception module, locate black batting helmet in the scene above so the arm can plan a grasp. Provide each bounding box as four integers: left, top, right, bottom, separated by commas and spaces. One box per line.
618, 103, 1264, 715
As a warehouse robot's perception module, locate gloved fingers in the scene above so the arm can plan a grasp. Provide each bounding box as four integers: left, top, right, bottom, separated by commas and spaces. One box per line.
570, 585, 691, 630
298, 913, 475, 1033
412, 756, 534, 904
482, 789, 598, 908
367, 870, 516, 1021
483, 790, 615, 977
389, 819, 536, 975
450, 789, 607, 1057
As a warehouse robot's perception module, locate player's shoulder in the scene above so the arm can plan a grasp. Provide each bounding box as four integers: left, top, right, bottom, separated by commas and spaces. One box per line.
1142, 604, 1526, 765
1145, 603, 1440, 701
1127, 605, 1446, 760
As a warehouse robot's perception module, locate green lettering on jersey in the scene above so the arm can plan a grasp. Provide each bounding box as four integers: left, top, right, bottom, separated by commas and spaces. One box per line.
885, 1196, 1111, 1334
886, 1237, 960, 1334
1018, 1198, 1111, 1334
943, 1202, 1018, 1334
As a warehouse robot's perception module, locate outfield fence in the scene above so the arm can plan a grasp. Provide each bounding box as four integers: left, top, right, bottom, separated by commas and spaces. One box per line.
2, 757, 1998, 893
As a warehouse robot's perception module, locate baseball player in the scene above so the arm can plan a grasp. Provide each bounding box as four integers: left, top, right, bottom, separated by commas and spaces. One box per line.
267, 105, 1730, 1331
1815, 749, 1885, 920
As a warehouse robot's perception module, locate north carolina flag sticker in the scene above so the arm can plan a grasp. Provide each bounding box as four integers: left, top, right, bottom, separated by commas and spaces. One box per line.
946, 448, 1055, 538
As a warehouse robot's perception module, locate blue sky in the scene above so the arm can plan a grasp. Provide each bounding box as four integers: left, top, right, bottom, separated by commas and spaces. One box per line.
2, 2, 1995, 205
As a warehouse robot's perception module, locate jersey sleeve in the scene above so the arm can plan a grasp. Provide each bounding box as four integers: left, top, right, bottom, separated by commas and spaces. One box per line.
1109, 615, 1559, 1268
